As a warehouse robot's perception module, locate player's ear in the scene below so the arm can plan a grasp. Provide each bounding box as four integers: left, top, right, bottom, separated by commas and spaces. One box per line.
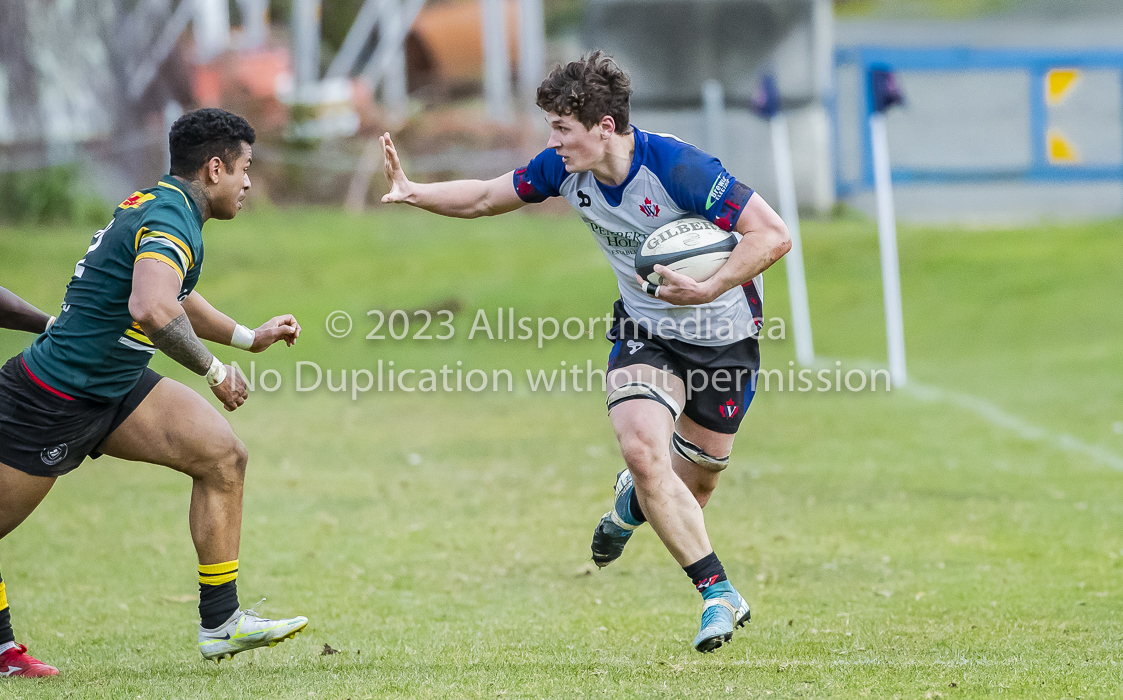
207, 156, 222, 184
600, 115, 615, 138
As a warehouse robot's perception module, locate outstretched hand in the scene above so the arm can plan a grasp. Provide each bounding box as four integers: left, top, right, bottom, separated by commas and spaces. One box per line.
380, 132, 413, 204
635, 265, 721, 307
250, 314, 301, 352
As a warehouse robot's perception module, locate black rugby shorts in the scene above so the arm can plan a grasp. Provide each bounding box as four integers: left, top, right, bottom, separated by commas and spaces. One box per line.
605, 300, 760, 434
0, 354, 162, 477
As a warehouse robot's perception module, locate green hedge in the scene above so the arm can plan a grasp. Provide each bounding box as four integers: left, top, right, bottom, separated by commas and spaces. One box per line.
0, 165, 111, 226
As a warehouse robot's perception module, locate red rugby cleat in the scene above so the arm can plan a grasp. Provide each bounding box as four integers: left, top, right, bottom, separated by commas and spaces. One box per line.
0, 644, 59, 678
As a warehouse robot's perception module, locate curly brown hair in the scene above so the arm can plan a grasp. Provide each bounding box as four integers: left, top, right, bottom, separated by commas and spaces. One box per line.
535, 51, 632, 134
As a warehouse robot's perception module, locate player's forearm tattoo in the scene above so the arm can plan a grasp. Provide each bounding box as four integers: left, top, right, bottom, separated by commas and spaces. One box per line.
148, 311, 213, 376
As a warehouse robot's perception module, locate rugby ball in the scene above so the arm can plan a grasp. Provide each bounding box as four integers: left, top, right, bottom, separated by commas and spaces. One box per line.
635, 217, 737, 285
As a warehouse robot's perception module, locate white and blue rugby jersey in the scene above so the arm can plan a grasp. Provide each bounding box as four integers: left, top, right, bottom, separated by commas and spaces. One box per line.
513, 127, 763, 346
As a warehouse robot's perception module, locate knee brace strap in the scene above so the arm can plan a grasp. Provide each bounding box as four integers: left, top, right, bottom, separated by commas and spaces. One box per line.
671, 431, 730, 472
607, 382, 682, 420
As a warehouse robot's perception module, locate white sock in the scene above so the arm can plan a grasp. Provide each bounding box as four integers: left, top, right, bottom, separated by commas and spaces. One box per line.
0, 641, 18, 654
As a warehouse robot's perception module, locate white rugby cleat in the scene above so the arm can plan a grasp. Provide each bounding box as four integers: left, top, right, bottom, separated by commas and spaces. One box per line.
198, 600, 308, 662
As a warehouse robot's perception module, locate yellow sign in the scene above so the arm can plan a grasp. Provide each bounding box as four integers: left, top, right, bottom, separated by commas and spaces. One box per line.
1045, 68, 1081, 106
1046, 128, 1080, 164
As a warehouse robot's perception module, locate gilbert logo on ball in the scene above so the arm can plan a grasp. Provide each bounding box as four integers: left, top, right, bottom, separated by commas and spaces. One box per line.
635, 218, 737, 286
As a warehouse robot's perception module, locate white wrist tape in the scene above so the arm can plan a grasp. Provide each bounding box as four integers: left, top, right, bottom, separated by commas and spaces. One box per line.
231, 323, 255, 350
205, 356, 228, 387
46, 316, 56, 329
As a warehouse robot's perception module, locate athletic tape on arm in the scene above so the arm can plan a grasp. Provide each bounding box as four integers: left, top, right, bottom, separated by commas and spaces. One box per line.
607, 381, 682, 420
205, 356, 227, 386
231, 323, 255, 350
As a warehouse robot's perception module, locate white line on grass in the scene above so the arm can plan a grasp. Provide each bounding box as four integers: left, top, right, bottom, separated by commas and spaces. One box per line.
905, 381, 1123, 471
725, 657, 1121, 669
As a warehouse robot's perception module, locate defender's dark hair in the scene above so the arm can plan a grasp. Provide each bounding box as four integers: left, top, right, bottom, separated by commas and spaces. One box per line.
536, 51, 631, 134
168, 108, 256, 178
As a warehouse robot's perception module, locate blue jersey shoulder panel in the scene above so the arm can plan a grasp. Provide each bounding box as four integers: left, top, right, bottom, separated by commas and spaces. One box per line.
638, 130, 754, 230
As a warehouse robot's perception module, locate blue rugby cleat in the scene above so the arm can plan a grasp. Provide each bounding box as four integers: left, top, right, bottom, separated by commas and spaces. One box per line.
590, 469, 641, 568
692, 581, 751, 653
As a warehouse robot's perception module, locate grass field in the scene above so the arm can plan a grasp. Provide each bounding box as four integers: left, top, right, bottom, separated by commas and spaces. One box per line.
0, 206, 1122, 698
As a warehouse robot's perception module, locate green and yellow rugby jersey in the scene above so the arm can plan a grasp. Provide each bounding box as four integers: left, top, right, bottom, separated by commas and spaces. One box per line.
23, 176, 205, 401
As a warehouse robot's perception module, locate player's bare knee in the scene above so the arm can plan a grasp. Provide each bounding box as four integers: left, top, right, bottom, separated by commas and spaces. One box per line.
692, 481, 717, 507
619, 441, 657, 475
227, 437, 249, 480
191, 434, 247, 491
618, 432, 668, 480
215, 437, 248, 487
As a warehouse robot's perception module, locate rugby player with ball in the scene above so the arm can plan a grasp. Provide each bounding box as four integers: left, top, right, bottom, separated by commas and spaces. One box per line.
380, 52, 790, 652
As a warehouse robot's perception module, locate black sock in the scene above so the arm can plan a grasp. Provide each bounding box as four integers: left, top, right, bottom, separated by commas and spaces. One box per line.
198, 560, 240, 630
628, 487, 646, 524
0, 570, 13, 645
200, 582, 239, 629
683, 551, 727, 595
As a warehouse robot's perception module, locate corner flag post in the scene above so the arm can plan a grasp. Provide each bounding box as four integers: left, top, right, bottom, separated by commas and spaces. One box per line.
868, 66, 907, 387
754, 75, 815, 367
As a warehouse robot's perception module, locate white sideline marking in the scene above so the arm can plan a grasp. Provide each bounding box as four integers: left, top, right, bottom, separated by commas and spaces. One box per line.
906, 382, 1123, 471
726, 657, 1120, 669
